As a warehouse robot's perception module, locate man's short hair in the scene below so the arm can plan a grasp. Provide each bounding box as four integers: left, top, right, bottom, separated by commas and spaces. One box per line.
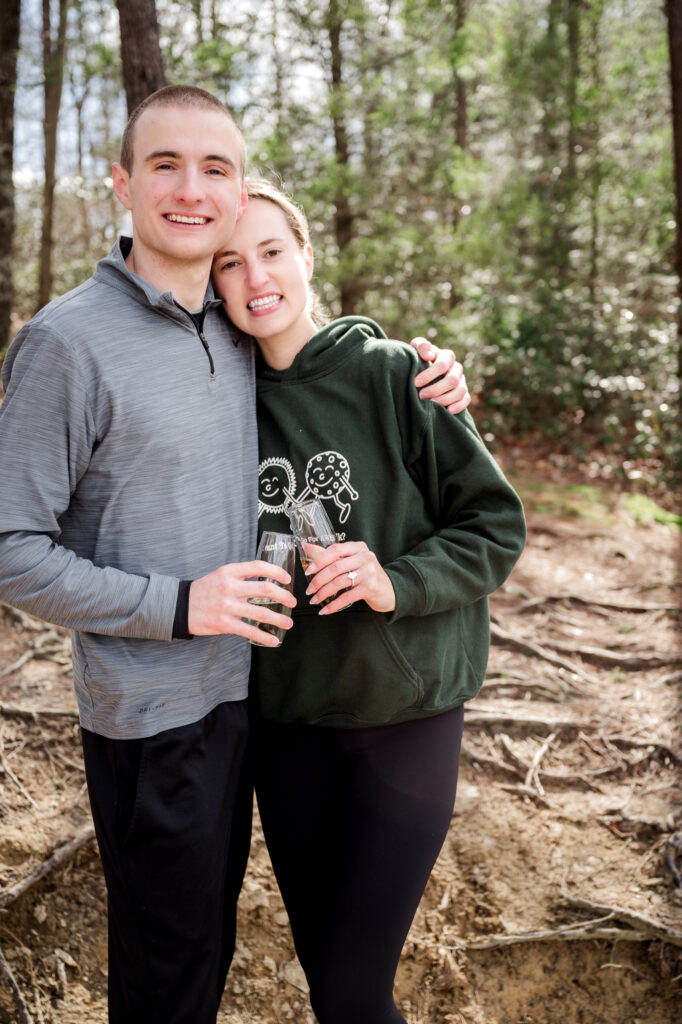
119, 85, 246, 176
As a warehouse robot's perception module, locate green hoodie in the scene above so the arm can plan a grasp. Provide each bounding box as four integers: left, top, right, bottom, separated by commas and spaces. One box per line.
252, 316, 526, 727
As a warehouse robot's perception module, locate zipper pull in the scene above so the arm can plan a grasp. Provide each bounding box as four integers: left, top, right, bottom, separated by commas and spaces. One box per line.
199, 331, 215, 376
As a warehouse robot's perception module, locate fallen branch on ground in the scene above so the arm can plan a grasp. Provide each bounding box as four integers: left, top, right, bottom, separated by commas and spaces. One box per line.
0, 603, 51, 633
560, 895, 682, 947
538, 640, 681, 670
465, 707, 680, 762
482, 673, 578, 700
460, 742, 523, 777
0, 650, 36, 680
490, 622, 599, 688
0, 632, 71, 681
0, 942, 34, 1024
598, 811, 675, 839
461, 924, 651, 950
0, 703, 78, 721
510, 594, 679, 615
459, 899, 682, 951
497, 782, 560, 809
465, 704, 583, 732
0, 753, 38, 809
491, 618, 678, 671
495, 733, 604, 791
524, 731, 556, 794
0, 826, 96, 911
496, 733, 660, 787
605, 734, 681, 763
663, 835, 682, 888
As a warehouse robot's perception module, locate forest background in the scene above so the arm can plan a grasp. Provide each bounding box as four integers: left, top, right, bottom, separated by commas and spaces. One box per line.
1, 5, 681, 1022
0, 0, 680, 492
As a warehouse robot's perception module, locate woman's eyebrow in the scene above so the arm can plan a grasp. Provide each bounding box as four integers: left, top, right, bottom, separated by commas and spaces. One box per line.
214, 238, 285, 261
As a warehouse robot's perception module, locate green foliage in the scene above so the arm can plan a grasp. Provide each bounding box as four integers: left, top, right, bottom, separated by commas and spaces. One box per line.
9, 0, 678, 480
622, 493, 682, 529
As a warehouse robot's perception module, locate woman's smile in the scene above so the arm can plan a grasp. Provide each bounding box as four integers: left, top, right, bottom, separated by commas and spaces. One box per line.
247, 293, 284, 315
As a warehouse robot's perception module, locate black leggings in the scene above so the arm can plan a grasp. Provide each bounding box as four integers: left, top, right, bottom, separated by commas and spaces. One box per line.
254, 705, 464, 1024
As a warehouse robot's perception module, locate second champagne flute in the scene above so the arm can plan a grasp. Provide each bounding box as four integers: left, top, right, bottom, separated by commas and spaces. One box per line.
287, 499, 347, 608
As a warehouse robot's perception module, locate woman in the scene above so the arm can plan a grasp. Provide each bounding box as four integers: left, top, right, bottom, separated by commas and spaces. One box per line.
212, 180, 525, 1024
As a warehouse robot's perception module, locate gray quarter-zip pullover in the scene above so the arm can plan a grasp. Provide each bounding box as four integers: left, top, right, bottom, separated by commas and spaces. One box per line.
0, 238, 258, 738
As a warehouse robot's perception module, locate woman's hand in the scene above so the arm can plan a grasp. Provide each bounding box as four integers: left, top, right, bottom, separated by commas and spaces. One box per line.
303, 541, 396, 615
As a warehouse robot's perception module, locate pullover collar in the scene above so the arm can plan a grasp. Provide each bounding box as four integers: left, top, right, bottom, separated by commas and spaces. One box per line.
93, 237, 225, 329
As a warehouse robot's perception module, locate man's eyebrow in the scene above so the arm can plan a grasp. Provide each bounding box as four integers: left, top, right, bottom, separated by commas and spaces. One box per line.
144, 149, 238, 168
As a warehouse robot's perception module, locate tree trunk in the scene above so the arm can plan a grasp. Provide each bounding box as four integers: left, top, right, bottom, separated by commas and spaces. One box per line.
454, 0, 467, 153
115, 0, 167, 115
666, 0, 682, 390
445, 0, 468, 308
191, 0, 204, 44
328, 0, 359, 316
586, 0, 603, 343
271, 0, 287, 162
0, 0, 21, 352
68, 1, 90, 244
74, 94, 90, 241
541, 0, 562, 164
37, 0, 68, 313
565, 0, 580, 188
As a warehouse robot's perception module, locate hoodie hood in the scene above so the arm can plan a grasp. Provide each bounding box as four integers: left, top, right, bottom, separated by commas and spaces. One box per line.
256, 315, 388, 385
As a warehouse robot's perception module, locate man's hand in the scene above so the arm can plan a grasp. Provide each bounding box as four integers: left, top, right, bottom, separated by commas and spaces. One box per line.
409, 337, 471, 414
188, 560, 296, 647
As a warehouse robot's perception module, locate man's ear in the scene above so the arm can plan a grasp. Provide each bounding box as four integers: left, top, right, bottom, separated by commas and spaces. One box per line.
235, 181, 248, 220
112, 163, 132, 211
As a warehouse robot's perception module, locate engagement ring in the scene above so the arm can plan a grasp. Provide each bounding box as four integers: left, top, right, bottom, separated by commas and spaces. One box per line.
347, 571, 358, 587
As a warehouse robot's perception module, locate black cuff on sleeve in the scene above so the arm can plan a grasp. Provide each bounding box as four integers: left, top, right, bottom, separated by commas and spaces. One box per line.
172, 580, 193, 640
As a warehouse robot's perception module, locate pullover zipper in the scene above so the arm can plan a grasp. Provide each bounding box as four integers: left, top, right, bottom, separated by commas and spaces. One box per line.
198, 330, 215, 375
175, 302, 215, 376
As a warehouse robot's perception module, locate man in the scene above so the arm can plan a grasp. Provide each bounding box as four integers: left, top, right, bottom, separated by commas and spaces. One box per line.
0, 86, 470, 1024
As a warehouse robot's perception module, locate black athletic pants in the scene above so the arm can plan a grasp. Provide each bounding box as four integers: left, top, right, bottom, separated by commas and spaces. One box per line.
81, 699, 252, 1024
253, 705, 464, 1024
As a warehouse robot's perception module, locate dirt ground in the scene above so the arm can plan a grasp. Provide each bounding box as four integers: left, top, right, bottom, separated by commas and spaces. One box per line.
0, 466, 680, 1024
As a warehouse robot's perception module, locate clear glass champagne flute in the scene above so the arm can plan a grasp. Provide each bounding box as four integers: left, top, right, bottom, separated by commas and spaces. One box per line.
245, 532, 296, 646
287, 499, 348, 608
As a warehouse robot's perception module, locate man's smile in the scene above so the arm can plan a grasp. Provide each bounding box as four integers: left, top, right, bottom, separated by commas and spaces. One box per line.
164, 214, 210, 224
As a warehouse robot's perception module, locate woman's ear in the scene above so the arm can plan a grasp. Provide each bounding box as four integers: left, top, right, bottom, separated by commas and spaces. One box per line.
304, 243, 314, 280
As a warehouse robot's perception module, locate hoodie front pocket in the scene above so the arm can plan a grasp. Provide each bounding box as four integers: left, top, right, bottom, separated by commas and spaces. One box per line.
253, 608, 424, 726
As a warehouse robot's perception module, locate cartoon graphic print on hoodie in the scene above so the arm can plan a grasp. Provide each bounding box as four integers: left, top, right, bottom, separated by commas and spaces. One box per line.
252, 316, 526, 728
257, 450, 358, 525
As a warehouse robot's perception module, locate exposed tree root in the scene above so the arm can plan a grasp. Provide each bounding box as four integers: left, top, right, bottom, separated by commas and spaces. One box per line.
0, 943, 34, 1024
0, 826, 96, 911
0, 703, 79, 720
